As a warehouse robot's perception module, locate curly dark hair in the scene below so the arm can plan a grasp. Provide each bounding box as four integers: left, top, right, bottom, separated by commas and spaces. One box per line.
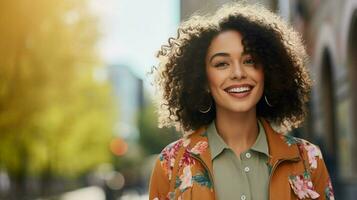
152, 3, 312, 133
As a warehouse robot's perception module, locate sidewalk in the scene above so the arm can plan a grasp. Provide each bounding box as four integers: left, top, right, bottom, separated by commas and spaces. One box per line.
48, 186, 149, 200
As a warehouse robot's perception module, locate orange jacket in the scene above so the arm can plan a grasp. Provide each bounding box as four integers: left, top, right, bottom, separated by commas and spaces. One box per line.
149, 119, 335, 200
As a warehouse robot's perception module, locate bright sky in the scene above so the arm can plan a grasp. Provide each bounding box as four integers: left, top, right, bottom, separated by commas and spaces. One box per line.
90, 0, 180, 82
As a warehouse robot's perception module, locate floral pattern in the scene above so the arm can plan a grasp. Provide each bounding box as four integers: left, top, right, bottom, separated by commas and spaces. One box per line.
189, 141, 208, 155
160, 139, 184, 180
159, 135, 211, 196
295, 140, 323, 170
151, 120, 335, 200
179, 149, 195, 168
302, 141, 322, 169
167, 192, 175, 200
169, 139, 211, 195
183, 138, 191, 147
192, 171, 213, 189
179, 165, 193, 192
325, 178, 335, 200
282, 134, 323, 170
288, 172, 320, 199
201, 131, 208, 137
281, 134, 300, 146
175, 169, 213, 192
175, 176, 182, 189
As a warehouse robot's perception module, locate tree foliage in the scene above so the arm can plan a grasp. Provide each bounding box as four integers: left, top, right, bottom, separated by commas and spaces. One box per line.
0, 0, 115, 178
138, 98, 179, 155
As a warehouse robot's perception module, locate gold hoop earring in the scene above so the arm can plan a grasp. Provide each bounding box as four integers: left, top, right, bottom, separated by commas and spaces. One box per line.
264, 95, 273, 107
199, 103, 212, 113
199, 93, 212, 113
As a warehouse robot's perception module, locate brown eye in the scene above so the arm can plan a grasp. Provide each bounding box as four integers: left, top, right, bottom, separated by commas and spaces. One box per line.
214, 62, 229, 68
243, 58, 255, 65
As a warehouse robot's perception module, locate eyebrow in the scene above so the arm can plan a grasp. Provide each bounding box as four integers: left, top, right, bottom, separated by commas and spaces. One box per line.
208, 51, 250, 63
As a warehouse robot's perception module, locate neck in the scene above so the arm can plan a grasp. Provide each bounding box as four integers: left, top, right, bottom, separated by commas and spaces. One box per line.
215, 107, 259, 156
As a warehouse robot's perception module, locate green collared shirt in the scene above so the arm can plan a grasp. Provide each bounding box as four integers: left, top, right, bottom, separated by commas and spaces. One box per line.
207, 120, 270, 200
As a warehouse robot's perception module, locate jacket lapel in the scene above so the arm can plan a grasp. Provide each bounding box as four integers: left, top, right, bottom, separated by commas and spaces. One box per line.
261, 119, 301, 165
187, 118, 300, 170
186, 127, 215, 189
182, 119, 302, 200
185, 119, 302, 180
187, 127, 213, 169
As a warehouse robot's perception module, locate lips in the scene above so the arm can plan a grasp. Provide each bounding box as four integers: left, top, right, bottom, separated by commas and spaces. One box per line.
224, 84, 253, 93
224, 84, 253, 98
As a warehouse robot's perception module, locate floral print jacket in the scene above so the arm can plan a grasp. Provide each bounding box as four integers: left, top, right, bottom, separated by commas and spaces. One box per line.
149, 119, 335, 200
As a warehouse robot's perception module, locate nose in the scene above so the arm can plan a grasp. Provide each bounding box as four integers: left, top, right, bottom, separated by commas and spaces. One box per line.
230, 61, 247, 80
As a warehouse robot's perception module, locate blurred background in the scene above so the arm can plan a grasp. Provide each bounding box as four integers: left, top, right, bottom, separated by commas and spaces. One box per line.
0, 0, 356, 199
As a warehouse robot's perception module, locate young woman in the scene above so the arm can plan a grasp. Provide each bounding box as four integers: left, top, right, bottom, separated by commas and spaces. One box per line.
149, 3, 334, 200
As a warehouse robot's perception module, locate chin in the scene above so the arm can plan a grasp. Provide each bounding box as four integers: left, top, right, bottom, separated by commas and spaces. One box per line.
219, 103, 257, 114
231, 107, 256, 114
213, 93, 261, 114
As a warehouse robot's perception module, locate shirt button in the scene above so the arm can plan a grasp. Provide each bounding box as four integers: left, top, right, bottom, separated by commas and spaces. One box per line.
241, 195, 247, 200
245, 152, 251, 158
244, 166, 250, 172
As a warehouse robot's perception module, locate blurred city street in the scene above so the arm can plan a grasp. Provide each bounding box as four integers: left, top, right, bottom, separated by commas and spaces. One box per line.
36, 186, 148, 200
59, 187, 148, 200
1, 0, 357, 199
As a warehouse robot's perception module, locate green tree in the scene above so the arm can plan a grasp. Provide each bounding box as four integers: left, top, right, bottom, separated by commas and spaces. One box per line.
138, 97, 179, 155
0, 0, 116, 198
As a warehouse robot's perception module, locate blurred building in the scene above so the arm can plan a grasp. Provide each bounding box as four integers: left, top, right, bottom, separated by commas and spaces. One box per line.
108, 64, 144, 141
181, 0, 357, 198
288, 0, 357, 198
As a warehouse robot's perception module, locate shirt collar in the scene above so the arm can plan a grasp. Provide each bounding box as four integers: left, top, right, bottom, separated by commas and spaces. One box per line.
207, 119, 270, 160
186, 118, 301, 180
207, 121, 228, 159
251, 120, 270, 157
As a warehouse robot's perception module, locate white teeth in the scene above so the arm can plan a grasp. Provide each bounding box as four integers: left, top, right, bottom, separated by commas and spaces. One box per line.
227, 87, 251, 93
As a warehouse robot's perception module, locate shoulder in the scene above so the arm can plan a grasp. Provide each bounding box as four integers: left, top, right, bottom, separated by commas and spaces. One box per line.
157, 127, 208, 177
159, 126, 208, 159
282, 134, 324, 170
150, 139, 188, 199
159, 138, 185, 163
156, 138, 187, 180
298, 138, 324, 170
281, 136, 335, 198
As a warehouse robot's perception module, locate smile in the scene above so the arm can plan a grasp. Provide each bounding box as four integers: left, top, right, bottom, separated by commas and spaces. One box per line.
226, 86, 251, 93
224, 84, 253, 98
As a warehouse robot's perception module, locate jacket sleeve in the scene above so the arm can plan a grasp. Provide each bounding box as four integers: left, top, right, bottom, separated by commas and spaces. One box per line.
311, 148, 335, 200
149, 156, 170, 200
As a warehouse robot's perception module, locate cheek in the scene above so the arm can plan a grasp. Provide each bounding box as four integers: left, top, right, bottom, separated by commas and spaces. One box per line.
256, 70, 265, 95
254, 68, 265, 85
206, 68, 220, 88
258, 73, 264, 86
248, 68, 265, 95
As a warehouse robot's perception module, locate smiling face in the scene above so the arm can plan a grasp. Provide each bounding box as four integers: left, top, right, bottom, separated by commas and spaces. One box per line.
205, 30, 264, 115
